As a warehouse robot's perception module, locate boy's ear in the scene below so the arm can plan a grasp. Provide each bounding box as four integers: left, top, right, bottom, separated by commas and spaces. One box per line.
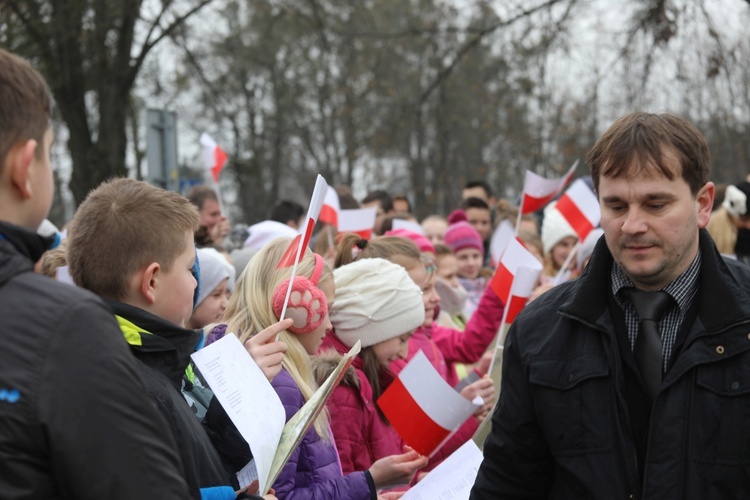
6, 139, 38, 200
139, 262, 161, 305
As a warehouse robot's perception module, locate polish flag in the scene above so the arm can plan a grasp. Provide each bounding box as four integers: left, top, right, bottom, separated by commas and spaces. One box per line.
338, 207, 378, 240
490, 237, 543, 324
319, 186, 340, 228
554, 179, 600, 242
200, 133, 228, 183
277, 175, 328, 268
519, 160, 578, 214
377, 351, 477, 457
489, 220, 515, 268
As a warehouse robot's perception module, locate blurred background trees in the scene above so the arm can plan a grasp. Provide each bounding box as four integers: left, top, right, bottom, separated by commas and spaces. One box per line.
1, 0, 749, 224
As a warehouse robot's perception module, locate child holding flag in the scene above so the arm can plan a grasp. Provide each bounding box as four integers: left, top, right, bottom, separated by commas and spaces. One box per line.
314, 258, 428, 476
206, 238, 426, 499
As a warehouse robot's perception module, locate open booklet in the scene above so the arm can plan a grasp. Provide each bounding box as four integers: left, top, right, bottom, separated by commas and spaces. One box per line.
191, 333, 361, 495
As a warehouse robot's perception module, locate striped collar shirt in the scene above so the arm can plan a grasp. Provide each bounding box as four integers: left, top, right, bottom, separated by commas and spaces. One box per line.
611, 251, 701, 373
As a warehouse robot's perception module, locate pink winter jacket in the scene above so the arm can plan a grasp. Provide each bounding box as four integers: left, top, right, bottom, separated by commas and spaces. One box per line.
390, 284, 504, 387
316, 332, 403, 474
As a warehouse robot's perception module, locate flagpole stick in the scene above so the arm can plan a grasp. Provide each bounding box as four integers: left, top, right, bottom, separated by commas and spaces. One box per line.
514, 205, 523, 235
486, 293, 512, 377
276, 223, 308, 342
552, 241, 580, 286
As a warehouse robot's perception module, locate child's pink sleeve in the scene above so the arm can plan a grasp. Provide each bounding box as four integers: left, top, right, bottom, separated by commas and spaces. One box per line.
431, 285, 504, 364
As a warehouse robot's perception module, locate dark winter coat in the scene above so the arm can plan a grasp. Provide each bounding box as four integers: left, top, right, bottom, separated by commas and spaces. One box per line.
472, 230, 750, 499
110, 300, 235, 499
0, 221, 189, 499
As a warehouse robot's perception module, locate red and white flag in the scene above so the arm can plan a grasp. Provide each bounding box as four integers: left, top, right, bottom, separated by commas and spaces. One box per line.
200, 133, 228, 183
490, 237, 543, 324
554, 179, 600, 242
519, 160, 578, 214
377, 351, 476, 457
319, 186, 340, 228
277, 175, 328, 268
489, 220, 515, 268
338, 207, 378, 240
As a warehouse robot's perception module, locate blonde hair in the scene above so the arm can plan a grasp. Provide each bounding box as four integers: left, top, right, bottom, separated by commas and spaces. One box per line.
223, 238, 333, 439
706, 207, 738, 255
39, 240, 67, 278
68, 178, 199, 300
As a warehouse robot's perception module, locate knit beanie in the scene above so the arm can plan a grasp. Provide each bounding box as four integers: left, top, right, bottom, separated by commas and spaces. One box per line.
385, 228, 436, 254
722, 182, 750, 218
243, 220, 298, 251
541, 202, 577, 255
195, 247, 235, 307
444, 220, 484, 257
330, 258, 425, 348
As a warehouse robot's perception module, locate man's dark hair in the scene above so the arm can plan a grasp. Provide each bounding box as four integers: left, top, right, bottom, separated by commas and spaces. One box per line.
464, 180, 493, 199
392, 194, 412, 213
362, 190, 393, 213
587, 112, 710, 196
268, 200, 305, 225
460, 196, 490, 211
185, 185, 218, 210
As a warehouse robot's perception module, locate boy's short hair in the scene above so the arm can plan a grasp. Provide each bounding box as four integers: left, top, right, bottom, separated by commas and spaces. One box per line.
68, 178, 199, 300
460, 196, 491, 212
0, 49, 52, 165
267, 200, 305, 225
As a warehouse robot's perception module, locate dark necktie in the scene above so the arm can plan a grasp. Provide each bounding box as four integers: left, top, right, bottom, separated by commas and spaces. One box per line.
627, 289, 673, 400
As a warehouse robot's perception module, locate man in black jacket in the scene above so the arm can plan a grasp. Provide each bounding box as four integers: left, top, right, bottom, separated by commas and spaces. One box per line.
0, 49, 189, 498
472, 112, 750, 499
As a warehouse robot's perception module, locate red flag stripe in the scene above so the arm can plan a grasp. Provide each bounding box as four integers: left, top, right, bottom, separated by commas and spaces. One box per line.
377, 377, 451, 456
212, 146, 228, 182
276, 234, 303, 269
319, 205, 338, 227
556, 193, 595, 241
490, 262, 513, 305
504, 295, 530, 324
521, 193, 558, 215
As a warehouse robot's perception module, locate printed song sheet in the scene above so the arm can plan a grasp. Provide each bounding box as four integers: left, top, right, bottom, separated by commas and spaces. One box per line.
402, 440, 484, 500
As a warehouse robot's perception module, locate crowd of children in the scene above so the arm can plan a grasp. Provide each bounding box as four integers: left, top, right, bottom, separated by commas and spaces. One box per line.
1, 47, 603, 500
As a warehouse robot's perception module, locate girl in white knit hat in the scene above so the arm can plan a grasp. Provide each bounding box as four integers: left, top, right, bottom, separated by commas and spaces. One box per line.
540, 201, 579, 285
315, 258, 427, 480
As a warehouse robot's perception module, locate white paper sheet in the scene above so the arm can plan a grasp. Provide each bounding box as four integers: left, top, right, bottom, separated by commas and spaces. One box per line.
191, 334, 285, 494
236, 459, 259, 489
402, 440, 484, 500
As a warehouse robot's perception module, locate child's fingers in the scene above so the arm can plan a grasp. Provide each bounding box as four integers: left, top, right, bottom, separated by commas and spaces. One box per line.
249, 318, 294, 345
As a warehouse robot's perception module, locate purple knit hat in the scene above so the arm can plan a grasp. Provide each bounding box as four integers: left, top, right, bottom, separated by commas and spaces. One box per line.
444, 219, 484, 256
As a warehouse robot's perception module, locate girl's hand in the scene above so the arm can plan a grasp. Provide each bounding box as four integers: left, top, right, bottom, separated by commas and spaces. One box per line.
244, 319, 291, 381
369, 446, 428, 489
460, 375, 495, 419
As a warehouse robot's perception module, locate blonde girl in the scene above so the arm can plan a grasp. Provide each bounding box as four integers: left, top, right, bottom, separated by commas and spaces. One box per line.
213, 238, 424, 500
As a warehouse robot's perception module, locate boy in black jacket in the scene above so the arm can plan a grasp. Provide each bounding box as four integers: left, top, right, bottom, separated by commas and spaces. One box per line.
0, 49, 189, 499
67, 178, 287, 500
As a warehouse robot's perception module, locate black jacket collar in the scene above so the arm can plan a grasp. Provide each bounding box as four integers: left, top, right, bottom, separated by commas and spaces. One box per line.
0, 220, 56, 262
107, 299, 203, 389
560, 229, 750, 335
